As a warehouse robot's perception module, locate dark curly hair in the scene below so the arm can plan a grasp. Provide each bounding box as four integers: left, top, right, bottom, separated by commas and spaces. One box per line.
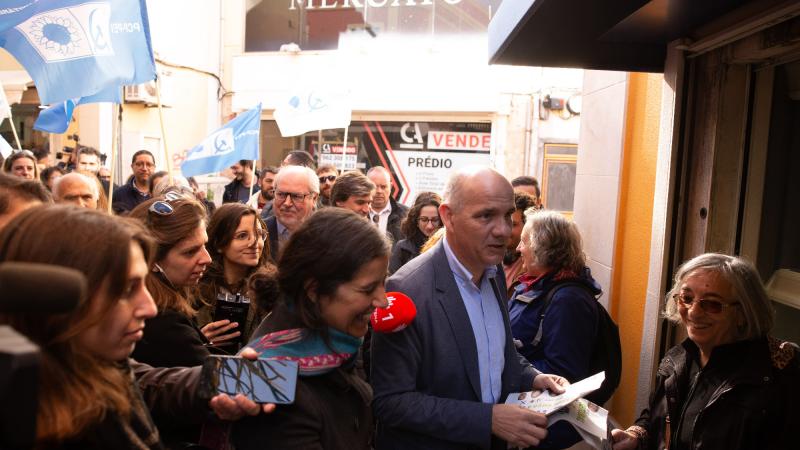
400, 192, 442, 246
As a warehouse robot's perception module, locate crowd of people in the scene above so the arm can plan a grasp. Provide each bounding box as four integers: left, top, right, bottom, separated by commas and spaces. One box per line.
1, 146, 798, 449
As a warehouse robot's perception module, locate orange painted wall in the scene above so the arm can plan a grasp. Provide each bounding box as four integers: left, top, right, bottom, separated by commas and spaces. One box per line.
609, 72, 662, 425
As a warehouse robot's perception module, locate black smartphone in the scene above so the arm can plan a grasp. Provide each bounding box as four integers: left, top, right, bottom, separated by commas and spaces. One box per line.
212, 294, 249, 345
200, 355, 298, 404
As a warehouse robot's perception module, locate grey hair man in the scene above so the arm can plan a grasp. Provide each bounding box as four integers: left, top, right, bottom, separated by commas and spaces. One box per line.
53, 172, 99, 210
265, 165, 319, 261
367, 166, 408, 243
372, 166, 567, 450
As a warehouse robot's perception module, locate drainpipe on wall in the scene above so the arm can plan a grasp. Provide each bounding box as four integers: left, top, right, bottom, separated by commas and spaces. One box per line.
523, 92, 534, 176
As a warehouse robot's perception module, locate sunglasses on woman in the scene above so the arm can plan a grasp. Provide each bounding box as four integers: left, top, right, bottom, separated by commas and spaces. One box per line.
148, 191, 184, 216
673, 293, 740, 314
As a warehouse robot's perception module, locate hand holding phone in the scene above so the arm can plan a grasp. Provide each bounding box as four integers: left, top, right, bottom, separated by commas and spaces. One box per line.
200, 355, 298, 404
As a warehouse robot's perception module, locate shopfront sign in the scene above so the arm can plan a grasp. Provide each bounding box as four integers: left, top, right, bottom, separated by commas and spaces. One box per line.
315, 141, 359, 170
353, 121, 490, 204
289, 0, 462, 10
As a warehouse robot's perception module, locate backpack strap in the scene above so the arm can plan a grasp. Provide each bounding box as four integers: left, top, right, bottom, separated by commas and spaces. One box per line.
530, 281, 594, 347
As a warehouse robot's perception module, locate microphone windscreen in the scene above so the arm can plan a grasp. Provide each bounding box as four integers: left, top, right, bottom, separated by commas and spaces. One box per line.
371, 291, 416, 333
0, 262, 86, 314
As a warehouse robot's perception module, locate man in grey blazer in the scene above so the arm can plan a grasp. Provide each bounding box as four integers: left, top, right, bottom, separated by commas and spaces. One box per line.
372, 167, 567, 450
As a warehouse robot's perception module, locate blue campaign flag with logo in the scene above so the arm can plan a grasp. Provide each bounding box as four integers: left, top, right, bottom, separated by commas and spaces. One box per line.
0, 0, 155, 105
181, 104, 262, 178
33, 84, 118, 133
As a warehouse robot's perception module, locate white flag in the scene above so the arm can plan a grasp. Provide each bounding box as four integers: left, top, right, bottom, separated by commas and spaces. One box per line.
0, 135, 13, 158
273, 89, 352, 137
0, 80, 11, 121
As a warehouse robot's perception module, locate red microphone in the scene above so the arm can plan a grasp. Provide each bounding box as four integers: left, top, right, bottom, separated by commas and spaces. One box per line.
371, 291, 417, 333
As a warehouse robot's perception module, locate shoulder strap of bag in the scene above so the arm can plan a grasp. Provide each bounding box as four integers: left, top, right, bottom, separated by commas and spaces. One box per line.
531, 281, 594, 347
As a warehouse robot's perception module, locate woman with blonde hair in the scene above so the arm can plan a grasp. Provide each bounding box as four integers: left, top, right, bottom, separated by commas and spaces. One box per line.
2, 149, 39, 180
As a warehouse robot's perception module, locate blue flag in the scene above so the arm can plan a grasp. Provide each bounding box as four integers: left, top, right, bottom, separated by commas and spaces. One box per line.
33, 84, 119, 133
0, 0, 155, 105
181, 104, 262, 178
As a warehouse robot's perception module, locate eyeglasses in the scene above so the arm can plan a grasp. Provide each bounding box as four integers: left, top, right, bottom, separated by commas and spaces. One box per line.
318, 175, 337, 183
233, 229, 268, 242
418, 216, 441, 226
275, 190, 313, 203
673, 293, 740, 314
148, 191, 183, 216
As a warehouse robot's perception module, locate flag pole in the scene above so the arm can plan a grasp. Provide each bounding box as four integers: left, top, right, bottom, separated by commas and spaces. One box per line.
6, 114, 23, 151
249, 159, 257, 202
155, 73, 173, 183
107, 101, 122, 214
341, 125, 349, 172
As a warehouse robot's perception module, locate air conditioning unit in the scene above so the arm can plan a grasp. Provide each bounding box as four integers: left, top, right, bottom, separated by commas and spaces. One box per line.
123, 68, 173, 107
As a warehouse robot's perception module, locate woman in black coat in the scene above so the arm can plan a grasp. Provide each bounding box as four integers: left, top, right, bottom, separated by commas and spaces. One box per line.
388, 191, 441, 274
129, 191, 222, 446
233, 208, 392, 449
611, 253, 799, 450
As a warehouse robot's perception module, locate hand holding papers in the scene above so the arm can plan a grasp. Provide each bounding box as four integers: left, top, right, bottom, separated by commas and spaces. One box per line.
507, 372, 611, 449
510, 372, 605, 415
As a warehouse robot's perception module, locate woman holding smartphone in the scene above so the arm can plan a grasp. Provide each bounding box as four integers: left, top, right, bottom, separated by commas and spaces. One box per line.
233, 208, 390, 450
197, 203, 276, 350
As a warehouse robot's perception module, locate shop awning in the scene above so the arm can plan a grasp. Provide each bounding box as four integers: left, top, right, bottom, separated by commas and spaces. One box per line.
488, 0, 755, 73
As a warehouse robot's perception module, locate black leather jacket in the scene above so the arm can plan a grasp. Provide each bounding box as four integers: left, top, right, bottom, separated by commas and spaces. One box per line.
633, 336, 799, 450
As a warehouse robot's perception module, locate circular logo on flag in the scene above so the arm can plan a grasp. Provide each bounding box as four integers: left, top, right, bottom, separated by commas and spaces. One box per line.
28, 16, 81, 56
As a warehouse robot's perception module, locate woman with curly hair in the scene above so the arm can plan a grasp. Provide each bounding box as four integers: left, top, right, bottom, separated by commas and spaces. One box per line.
388, 191, 441, 274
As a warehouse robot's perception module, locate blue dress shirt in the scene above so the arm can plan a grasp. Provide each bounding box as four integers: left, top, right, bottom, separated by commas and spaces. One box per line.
443, 236, 506, 403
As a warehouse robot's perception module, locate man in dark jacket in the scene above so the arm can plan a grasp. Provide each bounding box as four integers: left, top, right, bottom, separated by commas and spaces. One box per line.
223, 160, 259, 204
372, 167, 566, 450
112, 150, 155, 215
367, 166, 408, 244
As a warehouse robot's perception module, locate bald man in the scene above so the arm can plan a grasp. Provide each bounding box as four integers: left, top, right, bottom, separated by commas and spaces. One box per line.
372, 167, 567, 450
367, 166, 408, 243
53, 172, 99, 209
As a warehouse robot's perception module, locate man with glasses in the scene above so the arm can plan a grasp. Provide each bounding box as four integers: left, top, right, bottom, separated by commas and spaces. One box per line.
113, 150, 156, 215
367, 166, 408, 244
316, 164, 338, 206
264, 165, 319, 261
